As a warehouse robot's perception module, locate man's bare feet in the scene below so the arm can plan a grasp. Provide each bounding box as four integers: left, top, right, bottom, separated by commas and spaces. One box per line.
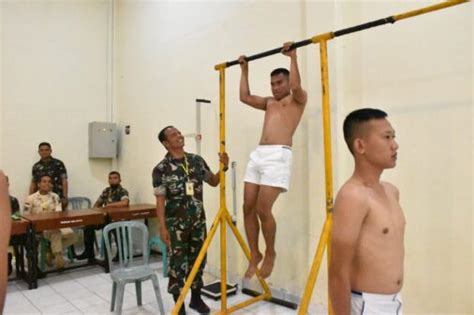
244, 252, 263, 278
259, 252, 276, 279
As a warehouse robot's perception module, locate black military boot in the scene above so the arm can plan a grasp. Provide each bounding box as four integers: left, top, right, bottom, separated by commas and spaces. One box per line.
173, 294, 186, 315
189, 288, 210, 314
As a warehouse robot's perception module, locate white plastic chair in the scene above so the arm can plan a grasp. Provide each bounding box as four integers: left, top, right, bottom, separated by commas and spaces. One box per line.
103, 221, 165, 315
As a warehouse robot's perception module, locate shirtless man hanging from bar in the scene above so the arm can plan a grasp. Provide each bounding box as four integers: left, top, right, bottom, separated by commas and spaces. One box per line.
238, 42, 307, 279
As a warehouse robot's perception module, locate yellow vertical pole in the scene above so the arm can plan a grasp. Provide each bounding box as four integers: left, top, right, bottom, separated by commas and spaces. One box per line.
298, 38, 334, 315
319, 38, 334, 314
297, 218, 331, 315
220, 214, 227, 313
218, 67, 228, 313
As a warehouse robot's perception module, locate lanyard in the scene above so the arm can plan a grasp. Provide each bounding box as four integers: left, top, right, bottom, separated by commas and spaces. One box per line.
179, 155, 190, 177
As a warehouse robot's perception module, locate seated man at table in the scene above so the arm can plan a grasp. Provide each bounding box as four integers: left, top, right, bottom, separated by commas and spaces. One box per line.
94, 171, 129, 261
94, 171, 130, 208
6, 175, 20, 276
24, 174, 77, 269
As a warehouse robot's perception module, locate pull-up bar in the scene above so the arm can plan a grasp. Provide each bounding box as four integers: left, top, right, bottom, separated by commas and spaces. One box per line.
217, 0, 469, 69
172, 1, 470, 315
224, 39, 313, 68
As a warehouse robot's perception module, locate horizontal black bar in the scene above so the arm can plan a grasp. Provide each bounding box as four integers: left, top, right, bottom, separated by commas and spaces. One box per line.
334, 16, 395, 37
195, 99, 211, 103
226, 38, 313, 68
241, 288, 298, 310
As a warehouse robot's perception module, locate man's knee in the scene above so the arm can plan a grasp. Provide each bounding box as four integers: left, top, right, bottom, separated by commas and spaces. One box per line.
243, 202, 255, 216
256, 206, 274, 222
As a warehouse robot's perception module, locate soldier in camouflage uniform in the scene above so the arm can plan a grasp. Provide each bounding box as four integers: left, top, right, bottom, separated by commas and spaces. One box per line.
153, 126, 228, 315
30, 142, 69, 209
94, 171, 130, 208
90, 171, 130, 262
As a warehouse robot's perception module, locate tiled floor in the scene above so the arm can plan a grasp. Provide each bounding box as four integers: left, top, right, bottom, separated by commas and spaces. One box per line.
5, 260, 325, 314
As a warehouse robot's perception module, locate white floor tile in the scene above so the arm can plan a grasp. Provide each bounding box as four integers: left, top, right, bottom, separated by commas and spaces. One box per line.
49, 278, 83, 292
4, 291, 28, 304
77, 300, 110, 314
75, 274, 109, 287
69, 293, 108, 310
36, 301, 78, 314
28, 293, 68, 308
56, 285, 92, 300
3, 305, 41, 315
3, 292, 39, 315
6, 264, 326, 315
22, 284, 56, 300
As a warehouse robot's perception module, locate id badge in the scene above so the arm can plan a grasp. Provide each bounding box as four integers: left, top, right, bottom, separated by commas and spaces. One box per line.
185, 181, 194, 196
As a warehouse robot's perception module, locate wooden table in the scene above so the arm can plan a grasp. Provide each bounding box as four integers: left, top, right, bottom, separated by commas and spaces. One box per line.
22, 209, 105, 233
11, 219, 29, 235
97, 203, 156, 222
22, 209, 106, 288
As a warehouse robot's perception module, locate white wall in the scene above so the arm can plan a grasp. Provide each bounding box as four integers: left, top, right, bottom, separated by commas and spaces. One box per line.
0, 1, 114, 205
330, 1, 473, 313
114, 1, 472, 313
115, 0, 312, 296
1, 0, 472, 313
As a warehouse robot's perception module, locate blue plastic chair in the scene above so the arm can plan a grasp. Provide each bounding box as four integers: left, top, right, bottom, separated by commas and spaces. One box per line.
148, 235, 168, 277
103, 221, 165, 315
67, 197, 98, 259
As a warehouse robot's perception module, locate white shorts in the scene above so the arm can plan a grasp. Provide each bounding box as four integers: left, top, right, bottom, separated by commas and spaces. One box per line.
244, 145, 293, 192
351, 291, 403, 315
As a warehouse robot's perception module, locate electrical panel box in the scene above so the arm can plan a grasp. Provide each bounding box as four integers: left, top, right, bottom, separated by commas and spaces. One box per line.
88, 122, 117, 158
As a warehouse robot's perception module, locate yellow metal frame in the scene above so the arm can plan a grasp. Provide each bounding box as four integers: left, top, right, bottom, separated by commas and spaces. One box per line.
298, 2, 469, 314
171, 67, 271, 315
171, 1, 469, 314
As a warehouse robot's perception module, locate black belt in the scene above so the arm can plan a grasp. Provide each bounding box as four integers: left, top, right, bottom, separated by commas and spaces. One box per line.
351, 290, 362, 295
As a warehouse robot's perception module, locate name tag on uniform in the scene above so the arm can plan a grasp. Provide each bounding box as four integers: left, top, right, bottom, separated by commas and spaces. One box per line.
185, 181, 194, 196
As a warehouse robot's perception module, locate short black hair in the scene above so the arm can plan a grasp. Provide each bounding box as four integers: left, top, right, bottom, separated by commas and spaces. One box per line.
36, 174, 52, 184
109, 171, 121, 179
158, 126, 174, 143
343, 108, 388, 155
270, 68, 289, 77
38, 142, 51, 149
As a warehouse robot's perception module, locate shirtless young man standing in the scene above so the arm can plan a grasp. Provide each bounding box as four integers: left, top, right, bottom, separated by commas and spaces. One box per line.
329, 108, 405, 314
239, 42, 307, 279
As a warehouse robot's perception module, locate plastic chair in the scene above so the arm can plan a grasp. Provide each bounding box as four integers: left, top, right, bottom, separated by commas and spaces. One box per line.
67, 197, 98, 259
38, 238, 50, 271
148, 235, 168, 277
103, 221, 165, 315
68, 197, 92, 209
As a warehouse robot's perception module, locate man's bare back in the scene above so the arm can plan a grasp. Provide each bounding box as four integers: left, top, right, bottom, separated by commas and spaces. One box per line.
343, 179, 405, 294
260, 95, 305, 146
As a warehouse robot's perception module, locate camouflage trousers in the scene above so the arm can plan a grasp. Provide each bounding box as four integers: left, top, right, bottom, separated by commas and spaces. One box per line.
166, 210, 207, 295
